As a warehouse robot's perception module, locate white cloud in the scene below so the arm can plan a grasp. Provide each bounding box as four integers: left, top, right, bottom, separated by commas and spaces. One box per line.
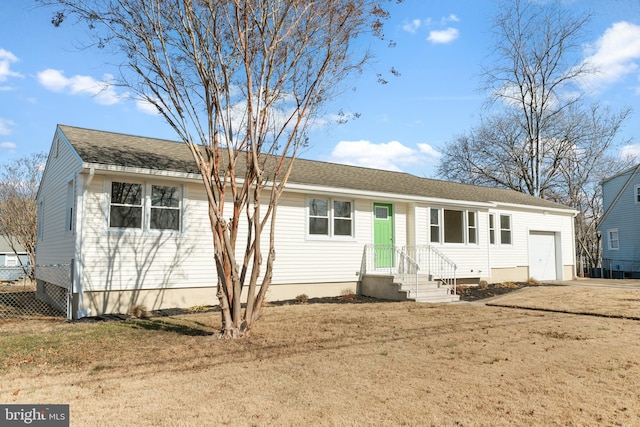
579, 21, 640, 92
0, 141, 16, 154
0, 118, 14, 136
0, 49, 23, 83
330, 140, 428, 172
620, 143, 640, 160
427, 28, 459, 45
37, 68, 125, 105
417, 143, 442, 159
441, 14, 460, 25
403, 19, 423, 34
136, 98, 160, 115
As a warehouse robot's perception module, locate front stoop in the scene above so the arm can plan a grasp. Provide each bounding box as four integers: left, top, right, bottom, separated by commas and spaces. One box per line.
399, 278, 460, 303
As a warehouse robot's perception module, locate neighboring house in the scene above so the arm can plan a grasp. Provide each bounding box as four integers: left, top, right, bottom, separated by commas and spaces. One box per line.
0, 236, 30, 281
36, 125, 577, 318
598, 164, 640, 278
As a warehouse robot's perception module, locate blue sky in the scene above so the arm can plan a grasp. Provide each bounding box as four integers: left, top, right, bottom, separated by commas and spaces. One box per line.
2, 0, 640, 178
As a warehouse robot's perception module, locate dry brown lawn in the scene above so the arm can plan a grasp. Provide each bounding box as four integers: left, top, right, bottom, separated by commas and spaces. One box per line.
1, 285, 640, 426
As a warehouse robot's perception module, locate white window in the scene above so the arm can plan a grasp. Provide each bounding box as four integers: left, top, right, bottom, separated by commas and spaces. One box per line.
635, 185, 640, 204
468, 211, 477, 244
608, 229, 619, 250
151, 185, 181, 230
108, 181, 182, 232
430, 208, 440, 243
500, 214, 512, 245
489, 213, 495, 245
307, 197, 353, 238
110, 182, 143, 229
430, 208, 478, 245
5, 255, 18, 267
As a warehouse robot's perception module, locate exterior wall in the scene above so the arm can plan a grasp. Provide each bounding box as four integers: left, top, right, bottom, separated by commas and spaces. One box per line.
36, 130, 83, 267
600, 169, 640, 273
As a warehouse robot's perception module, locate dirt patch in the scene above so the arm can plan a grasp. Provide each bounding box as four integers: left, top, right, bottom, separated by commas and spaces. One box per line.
1, 287, 640, 426
456, 281, 543, 301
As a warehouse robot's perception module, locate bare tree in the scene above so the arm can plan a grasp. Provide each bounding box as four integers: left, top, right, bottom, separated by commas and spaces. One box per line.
438, 0, 634, 275
0, 153, 47, 279
43, 0, 398, 337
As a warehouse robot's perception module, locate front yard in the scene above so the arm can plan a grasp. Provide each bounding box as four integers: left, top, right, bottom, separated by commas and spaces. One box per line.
1, 285, 639, 426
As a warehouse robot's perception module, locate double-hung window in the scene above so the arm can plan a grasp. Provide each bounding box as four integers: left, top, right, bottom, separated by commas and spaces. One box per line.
308, 198, 353, 238
109, 181, 182, 232
489, 213, 495, 244
608, 229, 619, 250
110, 182, 143, 229
500, 214, 512, 245
151, 185, 181, 230
430, 208, 440, 243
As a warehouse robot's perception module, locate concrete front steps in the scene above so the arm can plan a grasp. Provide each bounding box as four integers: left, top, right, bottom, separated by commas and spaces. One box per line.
360, 274, 460, 303
399, 279, 460, 303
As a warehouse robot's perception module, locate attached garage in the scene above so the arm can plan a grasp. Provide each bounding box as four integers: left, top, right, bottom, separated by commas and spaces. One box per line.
528, 231, 559, 281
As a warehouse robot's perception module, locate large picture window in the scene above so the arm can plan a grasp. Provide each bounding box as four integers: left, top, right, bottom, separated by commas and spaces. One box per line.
430, 208, 478, 245
308, 198, 353, 238
110, 182, 143, 229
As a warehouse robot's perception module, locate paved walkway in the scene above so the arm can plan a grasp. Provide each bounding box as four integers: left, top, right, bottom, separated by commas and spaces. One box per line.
546, 278, 640, 290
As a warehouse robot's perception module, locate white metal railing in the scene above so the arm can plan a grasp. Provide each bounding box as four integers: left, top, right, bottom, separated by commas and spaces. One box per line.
359, 244, 457, 297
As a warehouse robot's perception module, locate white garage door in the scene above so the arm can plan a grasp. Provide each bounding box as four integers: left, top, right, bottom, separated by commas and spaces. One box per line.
528, 231, 557, 281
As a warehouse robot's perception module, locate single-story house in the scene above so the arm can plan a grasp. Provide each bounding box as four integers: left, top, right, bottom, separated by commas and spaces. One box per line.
36, 125, 577, 318
0, 236, 30, 282
598, 164, 640, 278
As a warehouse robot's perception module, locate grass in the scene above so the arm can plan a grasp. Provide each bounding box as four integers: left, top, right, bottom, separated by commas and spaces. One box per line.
1, 286, 640, 426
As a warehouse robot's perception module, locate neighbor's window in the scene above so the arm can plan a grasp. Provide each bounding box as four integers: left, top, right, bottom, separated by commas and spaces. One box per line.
489, 214, 495, 244
110, 182, 143, 229
444, 209, 464, 243
500, 214, 512, 245
333, 200, 353, 236
608, 229, 619, 250
151, 185, 181, 230
5, 255, 18, 267
430, 208, 440, 243
467, 211, 477, 244
636, 185, 640, 204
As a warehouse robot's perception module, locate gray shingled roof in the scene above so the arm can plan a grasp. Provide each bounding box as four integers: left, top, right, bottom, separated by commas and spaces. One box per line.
59, 124, 572, 211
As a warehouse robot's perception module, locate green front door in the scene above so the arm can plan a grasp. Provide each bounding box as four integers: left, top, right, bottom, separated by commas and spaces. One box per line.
373, 203, 394, 268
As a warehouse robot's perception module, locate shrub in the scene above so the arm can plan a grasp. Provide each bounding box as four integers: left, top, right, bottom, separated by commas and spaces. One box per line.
128, 304, 149, 319
295, 294, 309, 304
339, 288, 357, 302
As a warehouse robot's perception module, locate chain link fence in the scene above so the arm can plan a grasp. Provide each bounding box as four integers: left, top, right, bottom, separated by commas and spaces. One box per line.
0, 263, 71, 323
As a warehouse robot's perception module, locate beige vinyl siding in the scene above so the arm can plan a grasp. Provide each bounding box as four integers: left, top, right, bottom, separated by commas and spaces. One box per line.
36, 131, 83, 265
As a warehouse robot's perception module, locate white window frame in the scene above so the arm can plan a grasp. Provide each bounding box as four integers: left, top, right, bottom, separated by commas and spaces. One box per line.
500, 214, 512, 245
608, 229, 619, 250
306, 197, 354, 239
489, 213, 495, 245
430, 207, 478, 246
106, 180, 184, 235
635, 185, 640, 204
430, 208, 440, 243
